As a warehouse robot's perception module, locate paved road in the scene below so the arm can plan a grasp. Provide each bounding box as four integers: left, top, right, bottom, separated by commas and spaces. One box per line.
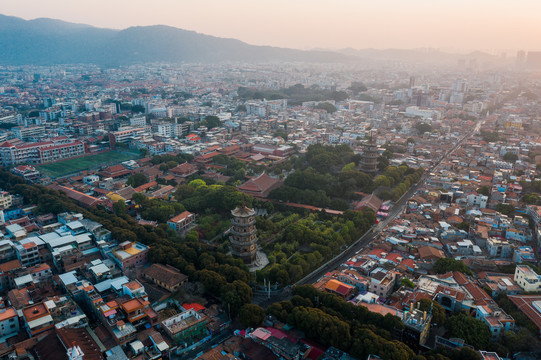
294, 118, 485, 287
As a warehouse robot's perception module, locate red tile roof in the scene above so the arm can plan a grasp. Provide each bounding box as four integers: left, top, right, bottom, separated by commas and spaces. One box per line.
134, 181, 157, 192
508, 295, 541, 331
237, 172, 282, 198
56, 185, 102, 207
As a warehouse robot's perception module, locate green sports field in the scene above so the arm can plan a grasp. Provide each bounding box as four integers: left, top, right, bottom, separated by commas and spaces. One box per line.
36, 151, 140, 178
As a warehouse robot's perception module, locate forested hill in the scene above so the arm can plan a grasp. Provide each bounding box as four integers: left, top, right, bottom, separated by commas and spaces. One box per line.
0, 14, 353, 65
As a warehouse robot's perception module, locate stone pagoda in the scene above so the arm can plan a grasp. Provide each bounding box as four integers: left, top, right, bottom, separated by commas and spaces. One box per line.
230, 201, 258, 265
360, 137, 378, 174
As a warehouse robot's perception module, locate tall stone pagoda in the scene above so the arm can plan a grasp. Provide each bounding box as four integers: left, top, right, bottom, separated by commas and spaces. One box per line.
230, 201, 258, 265
360, 137, 378, 174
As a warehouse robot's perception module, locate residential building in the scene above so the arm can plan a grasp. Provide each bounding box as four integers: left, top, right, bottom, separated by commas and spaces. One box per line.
15, 241, 41, 267
0, 138, 85, 166
0, 307, 19, 339
110, 241, 149, 272
0, 191, 13, 209
167, 211, 196, 234
22, 302, 55, 337
402, 306, 432, 348
486, 237, 512, 258
368, 268, 396, 298
161, 309, 208, 346
109, 127, 145, 149
142, 263, 188, 292
514, 265, 541, 292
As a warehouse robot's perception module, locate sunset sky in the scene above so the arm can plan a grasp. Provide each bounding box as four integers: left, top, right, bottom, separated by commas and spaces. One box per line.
1, 0, 540, 52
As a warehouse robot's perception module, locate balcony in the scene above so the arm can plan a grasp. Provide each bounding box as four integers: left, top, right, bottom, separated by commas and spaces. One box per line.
229, 237, 257, 247
230, 228, 256, 237
231, 218, 256, 227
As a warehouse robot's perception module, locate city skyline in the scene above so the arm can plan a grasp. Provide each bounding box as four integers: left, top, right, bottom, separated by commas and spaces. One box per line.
1, 0, 541, 53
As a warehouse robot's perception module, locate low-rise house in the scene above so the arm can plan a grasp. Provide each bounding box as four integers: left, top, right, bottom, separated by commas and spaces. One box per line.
110, 241, 149, 273
22, 302, 55, 337
0, 307, 19, 340
167, 211, 196, 234
161, 309, 209, 347
368, 268, 396, 298
142, 263, 188, 292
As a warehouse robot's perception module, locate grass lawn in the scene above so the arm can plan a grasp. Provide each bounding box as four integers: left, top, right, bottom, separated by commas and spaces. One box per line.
36, 151, 140, 178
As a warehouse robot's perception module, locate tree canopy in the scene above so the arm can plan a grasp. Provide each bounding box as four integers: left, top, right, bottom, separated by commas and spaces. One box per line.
433, 258, 473, 276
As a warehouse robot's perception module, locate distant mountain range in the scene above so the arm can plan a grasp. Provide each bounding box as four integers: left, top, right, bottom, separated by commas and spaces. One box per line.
0, 14, 353, 65
0, 14, 507, 66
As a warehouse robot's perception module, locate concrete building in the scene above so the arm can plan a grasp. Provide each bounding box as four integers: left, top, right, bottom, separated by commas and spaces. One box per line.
514, 265, 541, 293
402, 304, 432, 348
108, 127, 145, 149
0, 191, 13, 210
167, 211, 196, 235
0, 138, 85, 166
0, 307, 19, 339
162, 309, 208, 346
111, 241, 149, 272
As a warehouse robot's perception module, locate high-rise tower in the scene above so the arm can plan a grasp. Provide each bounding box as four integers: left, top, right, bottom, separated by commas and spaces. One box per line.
230, 203, 258, 265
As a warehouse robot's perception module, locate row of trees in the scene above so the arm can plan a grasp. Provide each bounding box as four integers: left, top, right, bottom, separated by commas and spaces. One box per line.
0, 169, 256, 321
266, 286, 479, 360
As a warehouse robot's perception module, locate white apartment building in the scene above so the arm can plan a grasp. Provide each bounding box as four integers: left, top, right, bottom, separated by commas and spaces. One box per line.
130, 115, 146, 127
514, 265, 541, 292
0, 191, 13, 210
0, 138, 85, 166
466, 192, 488, 209
109, 127, 146, 148
152, 122, 173, 137
13, 126, 45, 140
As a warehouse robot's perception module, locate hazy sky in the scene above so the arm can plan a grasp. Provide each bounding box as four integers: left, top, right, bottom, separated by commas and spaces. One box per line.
1, 0, 540, 52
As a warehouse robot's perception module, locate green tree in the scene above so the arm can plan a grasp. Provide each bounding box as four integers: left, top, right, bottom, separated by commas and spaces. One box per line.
126, 173, 148, 188
112, 200, 127, 216
456, 221, 470, 232
418, 298, 446, 326
198, 269, 226, 294
415, 122, 433, 135
202, 115, 221, 129
131, 104, 145, 113
239, 304, 265, 328
189, 179, 207, 188
221, 280, 253, 317
446, 313, 491, 349
480, 130, 500, 142
503, 152, 518, 162
132, 192, 146, 205
400, 278, 415, 289
433, 258, 473, 276
476, 186, 490, 196
316, 102, 337, 113
523, 193, 539, 205
496, 203, 514, 217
